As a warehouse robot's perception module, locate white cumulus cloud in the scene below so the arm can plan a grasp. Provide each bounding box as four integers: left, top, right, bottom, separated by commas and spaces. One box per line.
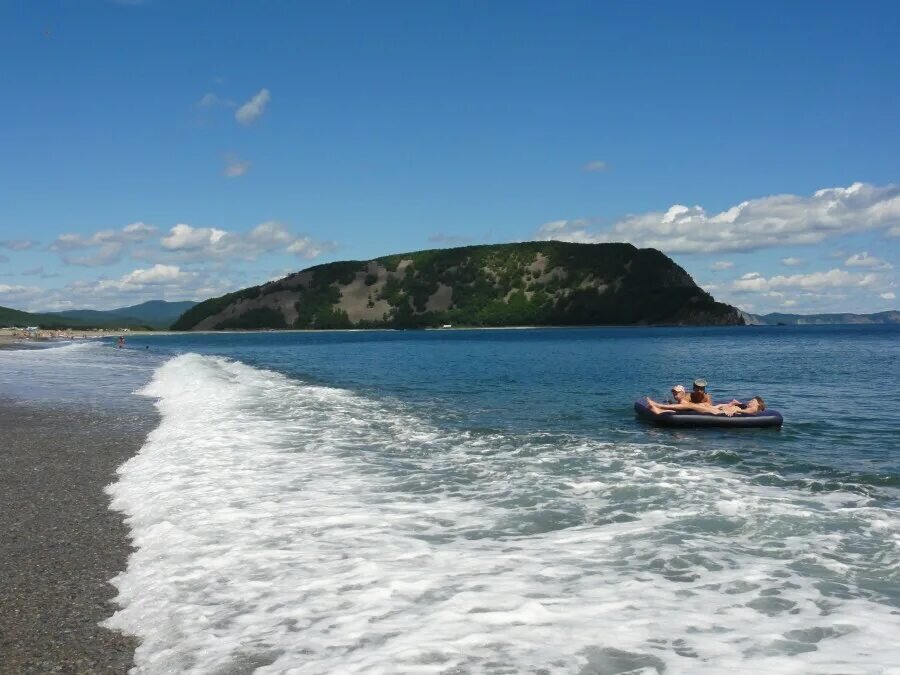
235, 88, 271, 125
159, 221, 334, 262
121, 264, 189, 285
536, 182, 900, 254
844, 252, 893, 270
161, 224, 229, 252
731, 268, 880, 293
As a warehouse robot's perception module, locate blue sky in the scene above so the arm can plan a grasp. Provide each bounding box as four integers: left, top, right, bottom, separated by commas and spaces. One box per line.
1, 0, 898, 314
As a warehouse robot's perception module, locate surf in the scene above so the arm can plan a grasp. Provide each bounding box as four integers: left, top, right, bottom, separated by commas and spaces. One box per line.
104, 353, 900, 673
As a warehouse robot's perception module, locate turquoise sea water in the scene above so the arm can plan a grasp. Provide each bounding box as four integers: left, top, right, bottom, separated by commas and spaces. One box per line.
2, 325, 898, 673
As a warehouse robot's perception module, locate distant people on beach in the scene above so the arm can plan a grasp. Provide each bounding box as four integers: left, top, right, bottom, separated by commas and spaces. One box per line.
117, 336, 126, 349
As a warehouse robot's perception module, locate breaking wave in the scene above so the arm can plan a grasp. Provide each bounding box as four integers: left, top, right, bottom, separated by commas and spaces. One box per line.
105, 354, 900, 673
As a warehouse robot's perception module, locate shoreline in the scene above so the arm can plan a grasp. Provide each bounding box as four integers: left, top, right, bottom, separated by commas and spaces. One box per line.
0, 329, 123, 350
0, 398, 156, 672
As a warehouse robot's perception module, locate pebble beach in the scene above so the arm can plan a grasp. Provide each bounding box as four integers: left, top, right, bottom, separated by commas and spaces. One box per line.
0, 341, 157, 672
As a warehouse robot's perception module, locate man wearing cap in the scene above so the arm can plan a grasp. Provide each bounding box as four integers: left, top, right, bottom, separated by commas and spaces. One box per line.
690, 378, 712, 405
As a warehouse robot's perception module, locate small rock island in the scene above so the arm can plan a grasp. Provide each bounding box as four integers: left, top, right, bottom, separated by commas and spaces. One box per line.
172, 241, 744, 330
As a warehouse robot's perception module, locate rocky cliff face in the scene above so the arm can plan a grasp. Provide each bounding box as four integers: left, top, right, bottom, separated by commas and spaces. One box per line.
172, 242, 744, 330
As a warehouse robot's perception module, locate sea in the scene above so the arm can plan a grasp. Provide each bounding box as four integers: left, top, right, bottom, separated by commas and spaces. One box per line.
2, 325, 898, 674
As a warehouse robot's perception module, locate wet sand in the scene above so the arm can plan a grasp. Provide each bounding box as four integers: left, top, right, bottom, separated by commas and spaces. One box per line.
0, 399, 156, 673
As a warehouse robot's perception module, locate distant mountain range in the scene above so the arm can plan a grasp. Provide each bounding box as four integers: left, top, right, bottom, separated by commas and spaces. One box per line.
0, 300, 197, 330
743, 310, 900, 325
173, 242, 743, 330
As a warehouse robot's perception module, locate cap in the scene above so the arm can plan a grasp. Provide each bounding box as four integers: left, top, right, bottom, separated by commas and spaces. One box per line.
671, 384, 685, 393
693, 378, 708, 388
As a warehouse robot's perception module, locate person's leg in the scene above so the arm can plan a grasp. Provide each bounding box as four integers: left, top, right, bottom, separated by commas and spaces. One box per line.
646, 397, 684, 411
646, 399, 675, 415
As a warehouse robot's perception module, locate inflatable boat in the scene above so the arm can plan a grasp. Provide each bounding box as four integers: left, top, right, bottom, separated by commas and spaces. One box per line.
634, 400, 784, 428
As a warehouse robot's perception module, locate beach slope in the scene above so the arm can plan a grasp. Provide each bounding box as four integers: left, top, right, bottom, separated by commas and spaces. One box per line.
0, 400, 154, 672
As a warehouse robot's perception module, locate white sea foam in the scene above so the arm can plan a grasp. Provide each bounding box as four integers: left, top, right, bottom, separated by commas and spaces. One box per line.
105, 354, 900, 674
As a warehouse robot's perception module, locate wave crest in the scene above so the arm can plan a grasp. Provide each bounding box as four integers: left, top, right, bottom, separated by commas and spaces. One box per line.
105, 354, 900, 673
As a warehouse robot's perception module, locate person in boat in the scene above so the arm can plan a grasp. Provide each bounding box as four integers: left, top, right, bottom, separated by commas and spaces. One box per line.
646, 396, 766, 417
690, 378, 712, 404
670, 384, 690, 403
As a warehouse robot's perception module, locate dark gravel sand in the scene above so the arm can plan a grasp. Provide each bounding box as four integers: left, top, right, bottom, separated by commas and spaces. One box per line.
0, 399, 156, 674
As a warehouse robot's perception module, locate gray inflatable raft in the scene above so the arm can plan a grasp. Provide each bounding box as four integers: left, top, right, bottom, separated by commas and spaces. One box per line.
634, 400, 784, 428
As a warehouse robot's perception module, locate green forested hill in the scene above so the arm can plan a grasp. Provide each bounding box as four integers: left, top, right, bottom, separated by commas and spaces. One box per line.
173, 242, 743, 330
107, 300, 197, 327
0, 305, 90, 329
0, 300, 196, 330
47, 301, 197, 329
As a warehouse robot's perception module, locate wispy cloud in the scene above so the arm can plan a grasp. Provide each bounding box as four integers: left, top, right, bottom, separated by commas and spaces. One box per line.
428, 233, 472, 246
781, 257, 804, 266
583, 160, 609, 173
709, 260, 733, 270
48, 222, 158, 267
49, 265, 203, 309
0, 283, 44, 305
196, 93, 236, 108
235, 88, 271, 125
223, 154, 251, 178
0, 239, 38, 251
536, 182, 900, 254
21, 265, 240, 312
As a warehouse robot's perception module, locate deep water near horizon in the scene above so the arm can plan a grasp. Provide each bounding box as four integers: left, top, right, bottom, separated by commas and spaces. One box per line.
2, 324, 898, 673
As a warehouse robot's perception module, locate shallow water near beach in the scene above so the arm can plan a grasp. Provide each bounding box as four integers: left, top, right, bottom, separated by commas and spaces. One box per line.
2, 325, 898, 673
